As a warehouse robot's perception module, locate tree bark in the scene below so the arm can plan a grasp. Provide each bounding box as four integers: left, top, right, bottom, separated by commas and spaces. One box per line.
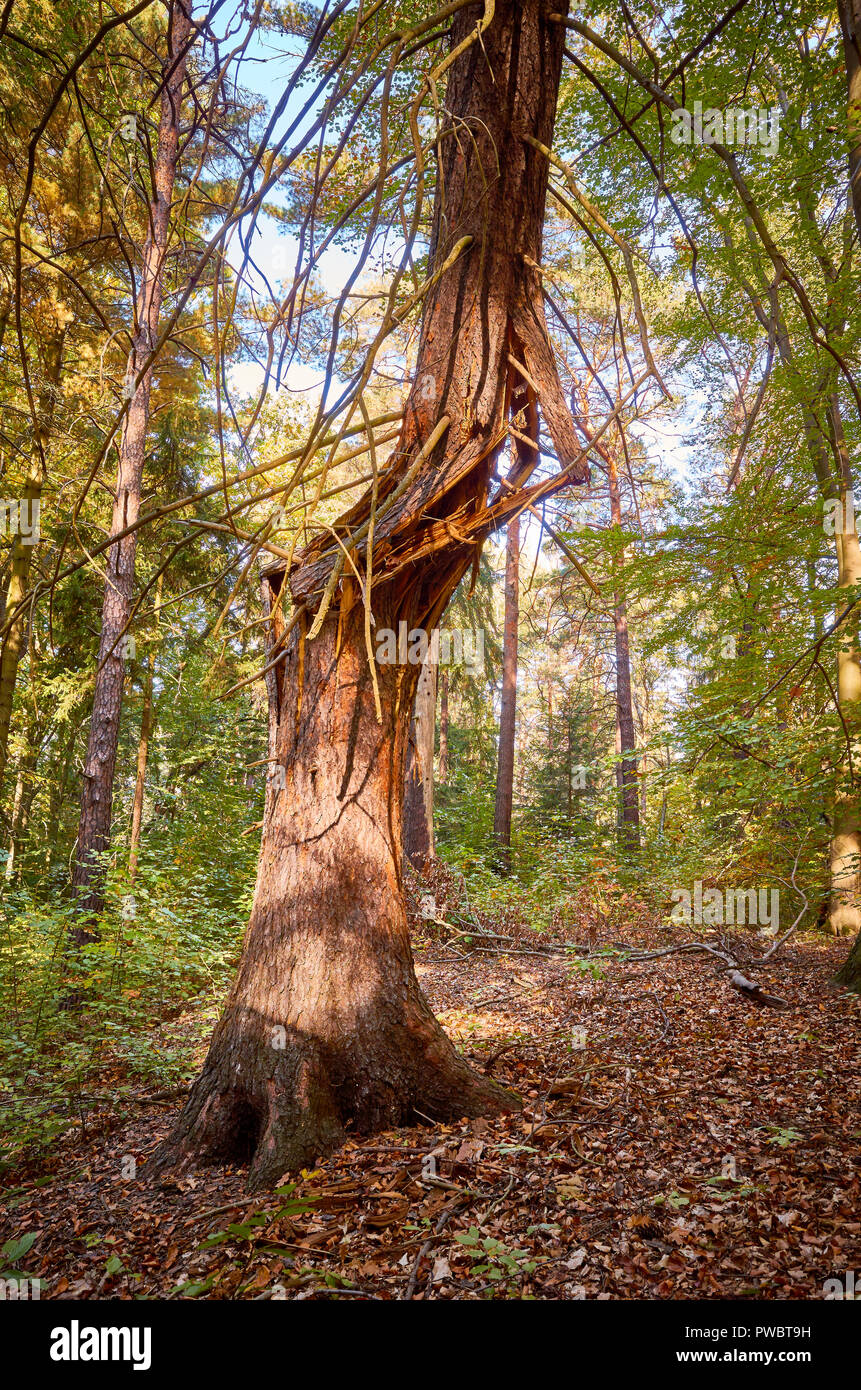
71, 2, 191, 918
403, 652, 436, 869
157, 0, 583, 1189
493, 515, 520, 866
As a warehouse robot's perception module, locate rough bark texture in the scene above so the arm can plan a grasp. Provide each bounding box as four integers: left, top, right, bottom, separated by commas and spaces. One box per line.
493, 515, 520, 866
71, 1, 191, 917
157, 0, 584, 1189
834, 926, 861, 991
403, 652, 436, 869
159, 585, 515, 1190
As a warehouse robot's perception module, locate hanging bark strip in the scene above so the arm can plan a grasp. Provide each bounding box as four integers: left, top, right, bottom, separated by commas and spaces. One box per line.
157, 0, 588, 1191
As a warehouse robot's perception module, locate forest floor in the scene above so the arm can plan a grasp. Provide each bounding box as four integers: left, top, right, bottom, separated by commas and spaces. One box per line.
2, 912, 860, 1301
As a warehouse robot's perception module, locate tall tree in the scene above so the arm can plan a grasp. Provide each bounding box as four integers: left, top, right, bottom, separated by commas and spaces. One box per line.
71, 1, 193, 916
158, 0, 587, 1189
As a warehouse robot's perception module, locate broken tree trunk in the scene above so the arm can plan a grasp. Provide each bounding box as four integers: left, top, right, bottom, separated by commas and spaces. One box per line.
157, 0, 586, 1190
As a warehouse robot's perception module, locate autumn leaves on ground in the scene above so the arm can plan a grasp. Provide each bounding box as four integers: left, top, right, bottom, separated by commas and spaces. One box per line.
3, 0, 861, 1312
2, 877, 859, 1302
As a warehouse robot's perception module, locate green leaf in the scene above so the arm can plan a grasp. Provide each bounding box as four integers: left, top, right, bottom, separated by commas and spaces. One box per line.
1, 1232, 37, 1262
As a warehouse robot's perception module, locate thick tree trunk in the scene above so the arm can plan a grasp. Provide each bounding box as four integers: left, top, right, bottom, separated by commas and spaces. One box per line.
403, 652, 436, 869
71, 1, 191, 918
493, 515, 520, 866
158, 0, 583, 1188
0, 324, 64, 794
159, 589, 514, 1190
834, 927, 861, 990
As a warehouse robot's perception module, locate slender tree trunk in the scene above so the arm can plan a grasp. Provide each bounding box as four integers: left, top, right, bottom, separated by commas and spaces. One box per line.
127, 650, 155, 884
4, 731, 37, 881
71, 2, 191, 918
0, 325, 65, 793
403, 652, 436, 869
157, 0, 583, 1189
437, 669, 449, 784
607, 447, 639, 850
45, 721, 77, 873
839, 0, 861, 246
128, 575, 163, 882
733, 208, 861, 958
493, 516, 520, 866
828, 401, 861, 963
566, 715, 573, 822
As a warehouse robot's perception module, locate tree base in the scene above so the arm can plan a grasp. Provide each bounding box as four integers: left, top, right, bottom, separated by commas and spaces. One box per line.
156, 1016, 517, 1192
832, 932, 861, 993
